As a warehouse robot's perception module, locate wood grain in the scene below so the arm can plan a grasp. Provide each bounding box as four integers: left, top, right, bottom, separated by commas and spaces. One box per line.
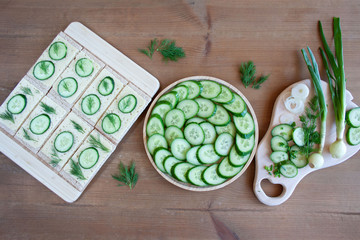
1, 0, 360, 239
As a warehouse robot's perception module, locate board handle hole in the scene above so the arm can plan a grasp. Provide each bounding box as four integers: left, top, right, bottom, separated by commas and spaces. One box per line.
260, 179, 283, 197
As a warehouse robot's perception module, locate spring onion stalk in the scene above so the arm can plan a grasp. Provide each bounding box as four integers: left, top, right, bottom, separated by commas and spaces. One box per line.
301, 47, 327, 168
319, 17, 347, 159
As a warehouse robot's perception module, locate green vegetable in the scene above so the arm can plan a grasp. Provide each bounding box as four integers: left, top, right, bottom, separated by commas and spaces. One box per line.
40, 102, 56, 115
139, 38, 185, 62
239, 61, 256, 88
252, 74, 270, 89
71, 120, 85, 134
22, 128, 36, 142
21, 87, 33, 96
50, 146, 62, 167
0, 110, 14, 123
70, 159, 86, 180
112, 161, 138, 189
301, 47, 327, 168
89, 134, 110, 152
319, 17, 347, 159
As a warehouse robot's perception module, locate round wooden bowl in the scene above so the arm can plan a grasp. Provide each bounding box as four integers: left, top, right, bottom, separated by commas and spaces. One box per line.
143, 76, 259, 191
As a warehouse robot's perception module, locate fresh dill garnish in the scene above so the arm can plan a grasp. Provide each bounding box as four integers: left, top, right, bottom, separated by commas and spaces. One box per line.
240, 61, 256, 88
23, 128, 36, 142
89, 134, 110, 152
21, 87, 33, 96
70, 159, 86, 180
264, 163, 281, 178
87, 96, 94, 112
0, 110, 14, 123
71, 120, 85, 134
252, 74, 270, 89
62, 80, 70, 92
298, 96, 321, 158
40, 102, 56, 114
107, 114, 117, 128
77, 59, 85, 73
50, 146, 62, 167
112, 161, 138, 189
39, 61, 49, 74
53, 42, 60, 55
102, 79, 109, 92
139, 38, 185, 62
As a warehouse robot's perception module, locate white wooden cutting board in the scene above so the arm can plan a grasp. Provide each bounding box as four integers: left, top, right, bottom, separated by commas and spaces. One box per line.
0, 22, 159, 203
253, 79, 360, 206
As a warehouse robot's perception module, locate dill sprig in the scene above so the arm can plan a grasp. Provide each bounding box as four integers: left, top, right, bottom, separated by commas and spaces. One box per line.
139, 38, 185, 62
70, 159, 86, 180
0, 110, 14, 123
107, 114, 117, 128
252, 74, 270, 89
89, 134, 110, 152
86, 97, 94, 112
39, 61, 50, 74
71, 120, 85, 134
40, 102, 56, 114
62, 80, 70, 92
23, 128, 36, 142
53, 42, 60, 55
21, 87, 33, 96
112, 161, 138, 189
50, 146, 62, 167
77, 59, 85, 73
239, 61, 256, 88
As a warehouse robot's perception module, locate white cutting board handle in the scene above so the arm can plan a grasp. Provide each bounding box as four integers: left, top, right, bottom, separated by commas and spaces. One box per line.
253, 79, 360, 206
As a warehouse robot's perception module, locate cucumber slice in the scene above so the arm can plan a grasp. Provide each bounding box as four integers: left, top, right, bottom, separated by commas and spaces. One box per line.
186, 146, 202, 165
186, 165, 208, 186
202, 164, 227, 185
118, 94, 137, 113
280, 162, 298, 178
54, 131, 74, 153
178, 81, 202, 99
30, 114, 51, 135
158, 91, 179, 108
200, 122, 217, 144
184, 123, 205, 145
57, 77, 78, 98
171, 162, 194, 183
270, 151, 289, 163
346, 127, 360, 146
102, 113, 121, 134
290, 145, 307, 168
75, 58, 94, 77
346, 107, 360, 128
215, 122, 236, 137
176, 99, 199, 119
7, 94, 27, 114
170, 138, 191, 160
48, 41, 67, 60
217, 157, 243, 178
172, 85, 189, 101
229, 145, 250, 167
195, 98, 217, 118
212, 85, 234, 104
147, 134, 168, 155
235, 134, 255, 156
151, 101, 172, 120
271, 124, 293, 141
164, 126, 184, 145
33, 60, 55, 80
164, 109, 185, 129
163, 156, 182, 175
207, 105, 231, 126
200, 80, 221, 99
81, 94, 101, 115
214, 132, 234, 156
233, 112, 255, 139
270, 136, 288, 152
292, 127, 305, 147
197, 144, 221, 164
78, 147, 99, 169
146, 114, 165, 137
186, 117, 206, 125
223, 94, 247, 117
154, 148, 172, 173
98, 77, 115, 96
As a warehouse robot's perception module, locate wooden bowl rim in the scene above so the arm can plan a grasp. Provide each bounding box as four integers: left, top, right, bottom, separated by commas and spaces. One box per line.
142, 76, 259, 191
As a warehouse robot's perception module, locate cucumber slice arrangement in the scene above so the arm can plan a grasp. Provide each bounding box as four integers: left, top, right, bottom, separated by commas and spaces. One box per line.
7, 94, 27, 114
33, 60, 55, 80
101, 113, 121, 134
49, 41, 67, 60
54, 131, 74, 153
118, 94, 137, 113
57, 77, 78, 98
98, 77, 115, 96
81, 94, 101, 115
30, 114, 51, 135
146, 79, 256, 187
75, 58, 94, 77
78, 147, 99, 169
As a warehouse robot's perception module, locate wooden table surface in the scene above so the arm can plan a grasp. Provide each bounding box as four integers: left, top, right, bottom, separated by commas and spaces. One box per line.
1, 0, 360, 239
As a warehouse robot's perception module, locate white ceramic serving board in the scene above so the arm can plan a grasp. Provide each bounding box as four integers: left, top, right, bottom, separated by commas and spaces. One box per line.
0, 22, 159, 203
253, 79, 360, 206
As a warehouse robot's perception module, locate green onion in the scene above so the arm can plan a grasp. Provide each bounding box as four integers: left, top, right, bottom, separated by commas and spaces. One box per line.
301, 47, 327, 168
319, 17, 347, 159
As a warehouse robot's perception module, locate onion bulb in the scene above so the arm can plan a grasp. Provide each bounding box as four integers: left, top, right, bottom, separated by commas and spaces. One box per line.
308, 153, 324, 169
330, 140, 347, 159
